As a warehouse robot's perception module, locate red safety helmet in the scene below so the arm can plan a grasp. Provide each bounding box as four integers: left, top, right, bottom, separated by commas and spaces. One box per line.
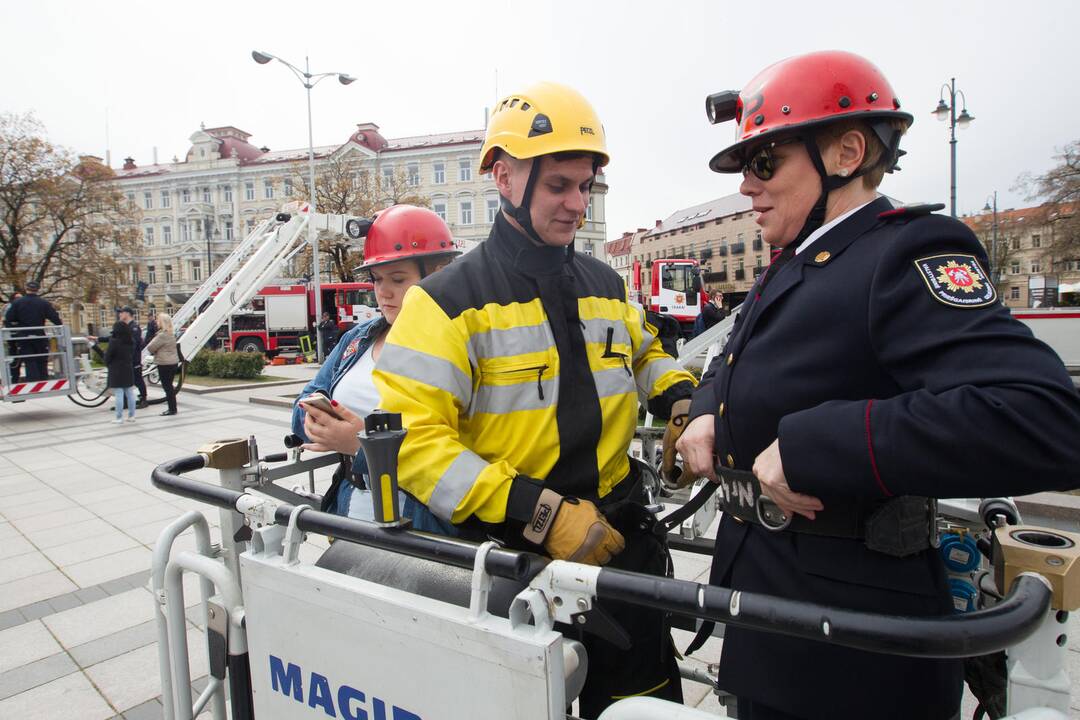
355, 204, 460, 272
706, 50, 913, 173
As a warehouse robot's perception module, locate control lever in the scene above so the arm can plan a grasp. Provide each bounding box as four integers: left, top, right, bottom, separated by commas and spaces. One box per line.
358, 411, 409, 527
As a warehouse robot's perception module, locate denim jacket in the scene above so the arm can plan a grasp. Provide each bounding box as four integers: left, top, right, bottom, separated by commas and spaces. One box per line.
291, 316, 456, 535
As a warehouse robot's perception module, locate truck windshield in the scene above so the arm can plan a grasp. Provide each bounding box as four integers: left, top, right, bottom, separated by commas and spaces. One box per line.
661, 265, 696, 295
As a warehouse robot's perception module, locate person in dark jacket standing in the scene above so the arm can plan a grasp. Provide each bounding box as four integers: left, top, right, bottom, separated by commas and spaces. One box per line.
676, 51, 1080, 720
93, 321, 137, 424
700, 289, 726, 331
144, 311, 159, 347
317, 310, 338, 355
118, 306, 147, 408
3, 281, 62, 380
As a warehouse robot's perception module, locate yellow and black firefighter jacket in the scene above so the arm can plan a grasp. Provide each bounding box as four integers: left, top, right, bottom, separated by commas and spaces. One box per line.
373, 213, 696, 535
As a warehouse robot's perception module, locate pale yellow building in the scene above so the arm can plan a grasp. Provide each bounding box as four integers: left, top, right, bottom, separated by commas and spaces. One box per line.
104, 123, 607, 323
626, 194, 764, 306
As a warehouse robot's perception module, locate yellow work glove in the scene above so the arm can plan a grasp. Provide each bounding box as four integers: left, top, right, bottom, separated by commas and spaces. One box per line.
661, 398, 696, 489
523, 489, 625, 566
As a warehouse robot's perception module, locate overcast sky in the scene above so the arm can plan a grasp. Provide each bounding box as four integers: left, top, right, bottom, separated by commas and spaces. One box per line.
3, 0, 1077, 239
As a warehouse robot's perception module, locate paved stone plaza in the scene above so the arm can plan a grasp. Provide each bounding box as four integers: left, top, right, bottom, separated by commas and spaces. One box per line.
0, 369, 1076, 718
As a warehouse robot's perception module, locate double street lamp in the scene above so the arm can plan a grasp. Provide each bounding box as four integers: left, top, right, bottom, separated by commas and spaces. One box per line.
252, 50, 355, 362
932, 78, 975, 218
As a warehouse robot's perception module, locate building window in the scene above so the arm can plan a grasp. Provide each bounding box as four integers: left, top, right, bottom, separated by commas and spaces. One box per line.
245, 181, 255, 201
159, 225, 170, 245
223, 185, 233, 203
433, 202, 447, 221
224, 221, 233, 241
1010, 286, 1020, 300
486, 197, 499, 223
283, 178, 293, 197
459, 158, 472, 182
181, 188, 191, 204
143, 226, 154, 245
263, 179, 274, 200
1032, 234, 1041, 248
586, 196, 594, 221
247, 219, 256, 233
1031, 260, 1042, 274
382, 167, 394, 187
433, 162, 445, 184
148, 266, 156, 285
191, 260, 202, 282
1010, 261, 1020, 275
180, 221, 190, 243
407, 163, 420, 187
143, 191, 153, 209
1011, 237, 1020, 250
164, 265, 173, 283
126, 192, 136, 206
459, 200, 473, 225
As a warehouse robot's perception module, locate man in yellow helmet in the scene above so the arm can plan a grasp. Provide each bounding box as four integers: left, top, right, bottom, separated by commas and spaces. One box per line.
374, 81, 695, 716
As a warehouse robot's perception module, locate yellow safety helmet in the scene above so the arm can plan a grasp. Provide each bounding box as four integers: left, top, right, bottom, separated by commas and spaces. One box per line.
479, 81, 609, 173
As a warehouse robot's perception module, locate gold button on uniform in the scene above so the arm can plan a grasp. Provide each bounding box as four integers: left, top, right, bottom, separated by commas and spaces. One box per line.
727, 353, 735, 366
814, 250, 831, 264
718, 402, 725, 418
726, 453, 735, 468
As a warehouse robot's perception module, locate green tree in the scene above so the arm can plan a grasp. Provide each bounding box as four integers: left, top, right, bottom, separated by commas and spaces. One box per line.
0, 112, 139, 306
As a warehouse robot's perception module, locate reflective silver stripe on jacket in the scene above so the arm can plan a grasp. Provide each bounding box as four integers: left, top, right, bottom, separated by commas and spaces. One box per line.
428, 449, 490, 521
378, 343, 472, 407
593, 366, 635, 399
471, 376, 559, 416
636, 355, 681, 398
468, 323, 553, 362
580, 318, 632, 349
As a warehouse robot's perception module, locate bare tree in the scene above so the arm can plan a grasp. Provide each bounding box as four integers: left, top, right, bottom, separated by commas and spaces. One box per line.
0, 112, 140, 307
1015, 139, 1080, 272
286, 154, 429, 282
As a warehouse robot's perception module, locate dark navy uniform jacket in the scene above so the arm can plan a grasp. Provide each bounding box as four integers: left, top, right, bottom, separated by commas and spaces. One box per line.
688, 196, 1080, 719
3, 294, 61, 335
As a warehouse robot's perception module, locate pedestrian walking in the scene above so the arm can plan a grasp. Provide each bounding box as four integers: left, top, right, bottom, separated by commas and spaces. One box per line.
317, 310, 339, 355
145, 313, 179, 416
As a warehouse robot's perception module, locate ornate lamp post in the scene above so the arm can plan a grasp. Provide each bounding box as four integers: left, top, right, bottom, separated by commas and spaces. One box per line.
932, 78, 975, 218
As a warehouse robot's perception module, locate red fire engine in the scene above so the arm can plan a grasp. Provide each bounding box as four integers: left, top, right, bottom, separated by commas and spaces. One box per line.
215, 281, 377, 355
632, 258, 708, 335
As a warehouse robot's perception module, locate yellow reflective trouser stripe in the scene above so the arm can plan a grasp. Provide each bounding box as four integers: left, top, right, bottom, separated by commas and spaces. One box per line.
610, 677, 671, 700
380, 473, 395, 523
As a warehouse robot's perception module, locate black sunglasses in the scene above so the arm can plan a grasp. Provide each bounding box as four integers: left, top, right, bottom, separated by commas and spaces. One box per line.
741, 137, 803, 181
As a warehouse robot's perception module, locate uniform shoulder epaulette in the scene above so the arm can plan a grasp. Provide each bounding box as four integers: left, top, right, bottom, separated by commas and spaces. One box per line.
878, 203, 947, 222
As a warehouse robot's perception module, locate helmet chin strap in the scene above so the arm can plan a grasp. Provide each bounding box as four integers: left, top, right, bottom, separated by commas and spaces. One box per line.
499, 158, 548, 247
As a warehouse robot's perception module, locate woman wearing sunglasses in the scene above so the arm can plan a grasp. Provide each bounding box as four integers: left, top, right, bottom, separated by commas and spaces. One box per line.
676, 51, 1080, 720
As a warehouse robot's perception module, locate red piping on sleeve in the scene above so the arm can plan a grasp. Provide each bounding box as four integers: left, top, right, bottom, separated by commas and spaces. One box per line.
864, 399, 892, 497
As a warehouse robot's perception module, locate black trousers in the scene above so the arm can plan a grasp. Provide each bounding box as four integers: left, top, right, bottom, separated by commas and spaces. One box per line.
575, 501, 683, 719
158, 363, 178, 412
7, 341, 20, 382
17, 339, 48, 381
133, 364, 147, 401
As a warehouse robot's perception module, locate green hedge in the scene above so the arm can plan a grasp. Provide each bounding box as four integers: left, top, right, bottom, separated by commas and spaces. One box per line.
188, 350, 264, 379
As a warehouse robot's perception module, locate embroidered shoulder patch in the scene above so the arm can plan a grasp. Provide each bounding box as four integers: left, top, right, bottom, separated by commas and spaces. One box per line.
913, 253, 997, 308
341, 338, 361, 359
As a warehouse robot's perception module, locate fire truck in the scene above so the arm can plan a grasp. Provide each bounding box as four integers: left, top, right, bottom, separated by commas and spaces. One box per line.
221, 281, 377, 355
633, 258, 708, 336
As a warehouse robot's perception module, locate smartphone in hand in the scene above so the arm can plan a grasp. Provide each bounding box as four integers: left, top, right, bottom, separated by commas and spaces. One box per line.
299, 393, 344, 421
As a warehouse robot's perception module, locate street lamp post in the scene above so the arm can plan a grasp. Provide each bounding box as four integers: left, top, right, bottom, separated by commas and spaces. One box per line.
983, 191, 999, 283
932, 78, 975, 218
202, 217, 221, 279
252, 50, 355, 362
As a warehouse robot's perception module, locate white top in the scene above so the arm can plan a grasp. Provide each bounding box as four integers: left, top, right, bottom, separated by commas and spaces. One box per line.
794, 198, 876, 255
331, 348, 380, 418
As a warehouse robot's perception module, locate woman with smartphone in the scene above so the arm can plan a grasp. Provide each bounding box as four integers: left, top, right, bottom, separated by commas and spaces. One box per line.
291, 205, 459, 529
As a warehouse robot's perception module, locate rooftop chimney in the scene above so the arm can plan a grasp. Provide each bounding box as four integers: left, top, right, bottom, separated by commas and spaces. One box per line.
655, 220, 662, 228
122, 157, 136, 170
153, 147, 158, 165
